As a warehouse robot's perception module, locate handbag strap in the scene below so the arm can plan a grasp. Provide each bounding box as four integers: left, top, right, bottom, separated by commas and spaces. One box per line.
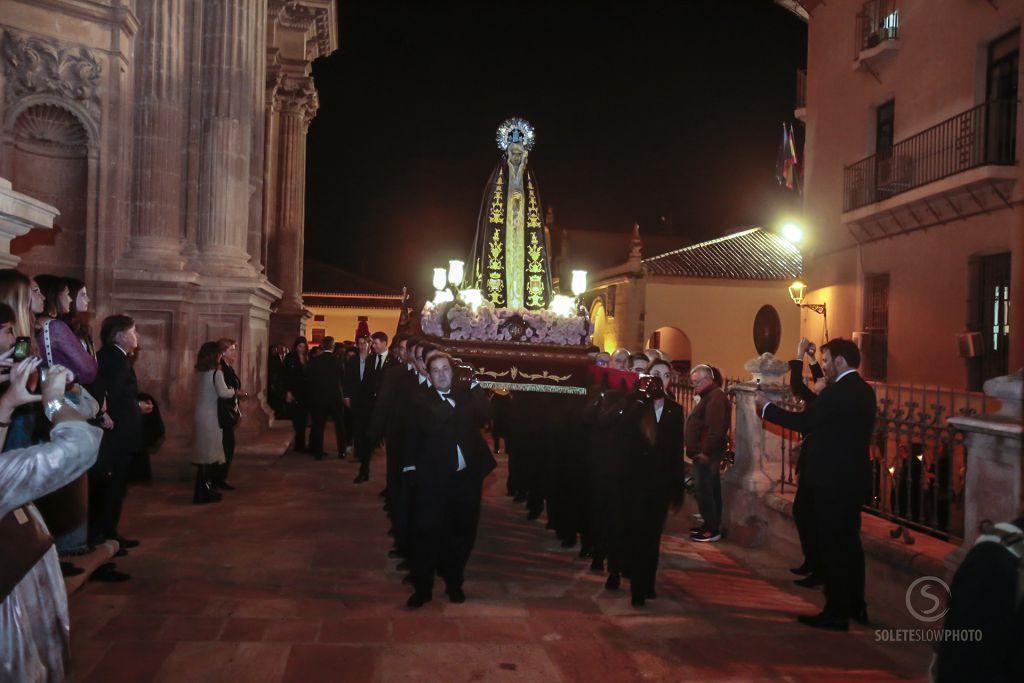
41, 318, 54, 367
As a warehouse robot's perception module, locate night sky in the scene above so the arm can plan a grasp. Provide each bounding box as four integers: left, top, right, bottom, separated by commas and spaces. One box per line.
305, 0, 807, 296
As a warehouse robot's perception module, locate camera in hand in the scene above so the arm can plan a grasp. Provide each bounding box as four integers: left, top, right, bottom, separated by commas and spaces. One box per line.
12, 336, 30, 361
634, 374, 665, 401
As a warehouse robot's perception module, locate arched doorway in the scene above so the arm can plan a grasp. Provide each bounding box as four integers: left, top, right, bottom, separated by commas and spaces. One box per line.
591, 299, 613, 352
9, 103, 90, 279
648, 325, 692, 373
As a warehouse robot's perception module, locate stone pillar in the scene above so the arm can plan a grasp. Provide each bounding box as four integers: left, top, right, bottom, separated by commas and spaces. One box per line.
126, 0, 186, 268
945, 370, 1024, 571
722, 353, 789, 545
195, 0, 256, 275
0, 178, 58, 266
268, 76, 317, 344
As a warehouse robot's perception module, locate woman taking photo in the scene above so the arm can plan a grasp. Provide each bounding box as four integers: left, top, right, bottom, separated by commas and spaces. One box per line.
215, 338, 247, 490
192, 342, 236, 505
0, 270, 46, 450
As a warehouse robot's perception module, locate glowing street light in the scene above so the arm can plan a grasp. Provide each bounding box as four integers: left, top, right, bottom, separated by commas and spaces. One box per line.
781, 222, 803, 243
788, 280, 807, 306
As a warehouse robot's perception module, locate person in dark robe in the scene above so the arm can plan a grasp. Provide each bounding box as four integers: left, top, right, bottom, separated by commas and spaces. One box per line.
284, 337, 310, 452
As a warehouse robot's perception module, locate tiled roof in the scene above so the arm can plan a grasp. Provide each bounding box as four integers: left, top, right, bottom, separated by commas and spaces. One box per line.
642, 227, 802, 281
303, 260, 401, 296
303, 293, 403, 310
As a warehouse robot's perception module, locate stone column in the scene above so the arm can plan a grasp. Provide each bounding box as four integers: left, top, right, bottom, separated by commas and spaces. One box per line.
268, 76, 317, 344
195, 0, 256, 275
945, 370, 1024, 571
722, 353, 789, 545
126, 0, 186, 268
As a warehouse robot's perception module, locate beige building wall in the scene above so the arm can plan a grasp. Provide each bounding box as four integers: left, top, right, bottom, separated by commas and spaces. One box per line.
802, 0, 1023, 387
305, 306, 401, 344
644, 278, 802, 380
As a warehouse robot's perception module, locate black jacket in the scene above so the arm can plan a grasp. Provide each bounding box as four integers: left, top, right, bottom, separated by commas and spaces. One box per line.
306, 351, 345, 406
789, 359, 824, 405
410, 384, 495, 493
368, 363, 416, 445
88, 344, 142, 455
343, 354, 374, 406
764, 371, 876, 503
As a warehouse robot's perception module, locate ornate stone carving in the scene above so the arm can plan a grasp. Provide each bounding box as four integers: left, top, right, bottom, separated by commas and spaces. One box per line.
276, 75, 318, 126
1, 29, 101, 121
13, 103, 89, 151
269, 0, 335, 59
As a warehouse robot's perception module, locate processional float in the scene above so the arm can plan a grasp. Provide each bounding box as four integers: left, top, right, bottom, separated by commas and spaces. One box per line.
418, 118, 595, 395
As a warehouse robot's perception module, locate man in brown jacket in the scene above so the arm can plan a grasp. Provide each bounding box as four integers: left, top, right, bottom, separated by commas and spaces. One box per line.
683, 364, 730, 542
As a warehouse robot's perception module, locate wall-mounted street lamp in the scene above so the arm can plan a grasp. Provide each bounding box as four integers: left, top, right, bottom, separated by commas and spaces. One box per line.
788, 279, 829, 340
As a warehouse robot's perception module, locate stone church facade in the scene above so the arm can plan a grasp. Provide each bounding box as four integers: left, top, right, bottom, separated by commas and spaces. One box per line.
0, 0, 336, 429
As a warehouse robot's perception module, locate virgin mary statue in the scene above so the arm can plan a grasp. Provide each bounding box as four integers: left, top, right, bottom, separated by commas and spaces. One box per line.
469, 118, 553, 310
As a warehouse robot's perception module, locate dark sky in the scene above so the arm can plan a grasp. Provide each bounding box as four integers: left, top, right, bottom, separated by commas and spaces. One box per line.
305, 0, 807, 295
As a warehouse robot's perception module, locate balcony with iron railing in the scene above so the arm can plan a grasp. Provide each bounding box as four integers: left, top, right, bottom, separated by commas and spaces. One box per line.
854, 0, 899, 63
843, 99, 1018, 214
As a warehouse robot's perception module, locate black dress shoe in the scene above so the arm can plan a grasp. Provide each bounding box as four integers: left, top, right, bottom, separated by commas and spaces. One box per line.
605, 573, 620, 591
313, 452, 327, 461
115, 536, 140, 549
790, 563, 812, 576
796, 612, 849, 631
852, 607, 869, 625
794, 574, 825, 588
60, 561, 85, 577
90, 563, 130, 583
447, 587, 466, 604
396, 560, 410, 571
353, 474, 368, 484
631, 595, 646, 608
406, 592, 432, 609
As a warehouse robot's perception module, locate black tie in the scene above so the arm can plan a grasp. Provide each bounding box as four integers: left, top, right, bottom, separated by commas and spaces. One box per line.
440, 392, 452, 402
377, 356, 383, 371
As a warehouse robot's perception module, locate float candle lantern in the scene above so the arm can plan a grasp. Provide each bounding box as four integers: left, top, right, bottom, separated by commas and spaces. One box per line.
432, 267, 447, 291
571, 270, 587, 297
448, 260, 465, 287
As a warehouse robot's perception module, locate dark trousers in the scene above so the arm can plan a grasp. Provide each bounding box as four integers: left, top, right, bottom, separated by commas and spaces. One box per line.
309, 399, 345, 456
290, 403, 308, 450
221, 426, 236, 480
627, 502, 669, 600
411, 471, 481, 596
694, 454, 723, 532
353, 411, 372, 478
816, 500, 866, 619
88, 450, 133, 543
394, 469, 417, 554
792, 483, 820, 573
384, 435, 404, 510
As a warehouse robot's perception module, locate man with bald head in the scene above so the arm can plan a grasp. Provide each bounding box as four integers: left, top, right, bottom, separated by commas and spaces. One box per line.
684, 364, 729, 543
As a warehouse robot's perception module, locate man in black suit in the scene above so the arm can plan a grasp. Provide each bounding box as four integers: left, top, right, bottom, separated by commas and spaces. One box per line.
406, 352, 495, 608
267, 344, 288, 418
306, 336, 346, 459
789, 337, 827, 587
368, 334, 411, 508
757, 338, 876, 631
345, 335, 375, 483
87, 315, 144, 555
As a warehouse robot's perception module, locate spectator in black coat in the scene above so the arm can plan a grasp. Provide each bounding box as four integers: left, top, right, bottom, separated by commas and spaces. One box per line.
344, 335, 375, 484
284, 337, 310, 452
306, 336, 346, 459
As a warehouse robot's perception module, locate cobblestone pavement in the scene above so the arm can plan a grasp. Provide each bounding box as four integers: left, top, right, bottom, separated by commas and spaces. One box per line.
69, 437, 933, 682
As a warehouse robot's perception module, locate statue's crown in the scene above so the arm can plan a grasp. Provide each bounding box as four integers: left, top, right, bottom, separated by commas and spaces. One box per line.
496, 117, 536, 152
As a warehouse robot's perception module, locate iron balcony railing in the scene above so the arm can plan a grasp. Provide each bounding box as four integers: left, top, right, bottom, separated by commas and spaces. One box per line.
843, 99, 1018, 212
855, 0, 899, 58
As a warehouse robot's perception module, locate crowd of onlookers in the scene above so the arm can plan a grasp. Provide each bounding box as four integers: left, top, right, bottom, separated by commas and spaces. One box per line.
0, 269, 162, 680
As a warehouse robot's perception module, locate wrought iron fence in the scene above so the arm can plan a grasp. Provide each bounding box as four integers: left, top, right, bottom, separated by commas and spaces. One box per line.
773, 379, 993, 543
844, 99, 1018, 212
854, 0, 899, 57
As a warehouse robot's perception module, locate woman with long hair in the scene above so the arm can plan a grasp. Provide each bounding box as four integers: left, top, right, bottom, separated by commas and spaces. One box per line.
61, 277, 94, 356
214, 338, 248, 490
284, 336, 310, 452
0, 270, 44, 451
193, 342, 235, 504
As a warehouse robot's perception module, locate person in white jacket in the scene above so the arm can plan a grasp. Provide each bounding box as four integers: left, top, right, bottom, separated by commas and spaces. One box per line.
0, 356, 103, 683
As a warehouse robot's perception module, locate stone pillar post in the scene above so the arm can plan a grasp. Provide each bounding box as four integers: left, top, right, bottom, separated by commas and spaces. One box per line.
945, 370, 1024, 571
126, 0, 186, 268
195, 0, 256, 275
268, 76, 317, 344
722, 353, 789, 545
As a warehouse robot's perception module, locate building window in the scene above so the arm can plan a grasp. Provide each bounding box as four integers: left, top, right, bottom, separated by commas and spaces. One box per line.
861, 274, 889, 380
986, 28, 1019, 164
311, 328, 326, 344
314, 314, 325, 322
980, 253, 1011, 386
